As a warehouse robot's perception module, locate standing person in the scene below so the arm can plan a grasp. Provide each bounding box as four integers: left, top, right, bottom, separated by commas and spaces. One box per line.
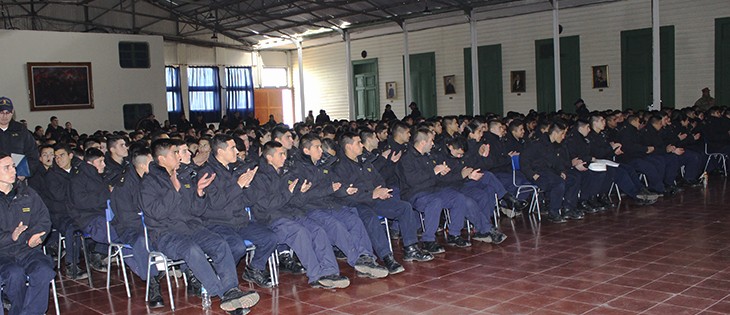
64, 122, 79, 141
694, 87, 715, 111
46, 116, 65, 142
0, 153, 55, 315
0, 97, 40, 179
382, 104, 398, 122
305, 111, 315, 125
141, 139, 260, 314
315, 110, 331, 125
407, 102, 422, 119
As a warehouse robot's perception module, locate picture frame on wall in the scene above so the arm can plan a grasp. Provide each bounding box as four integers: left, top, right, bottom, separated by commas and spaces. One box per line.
510, 70, 526, 93
444, 75, 456, 95
27, 62, 94, 111
592, 65, 608, 88
386, 81, 397, 99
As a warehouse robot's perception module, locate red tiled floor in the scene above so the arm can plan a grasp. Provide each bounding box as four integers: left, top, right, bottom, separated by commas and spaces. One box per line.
34, 175, 730, 314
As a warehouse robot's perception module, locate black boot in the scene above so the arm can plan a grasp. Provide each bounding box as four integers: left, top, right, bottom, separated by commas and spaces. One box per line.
382, 254, 405, 274
184, 269, 202, 297
501, 193, 528, 210
402, 244, 434, 262
278, 252, 306, 274
148, 274, 165, 308
242, 266, 273, 288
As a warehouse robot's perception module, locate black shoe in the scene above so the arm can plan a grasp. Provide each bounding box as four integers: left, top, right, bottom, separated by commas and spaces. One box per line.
228, 308, 251, 315
354, 255, 389, 279
472, 232, 493, 243
635, 198, 658, 206
577, 200, 598, 214
242, 266, 273, 288
501, 193, 528, 210
220, 288, 260, 312
564, 209, 585, 220
184, 269, 202, 297
389, 228, 401, 240
333, 246, 347, 260
598, 194, 617, 208
65, 263, 89, 280
446, 235, 471, 248
311, 274, 350, 289
421, 241, 446, 254
278, 252, 306, 274
87, 253, 108, 273
147, 275, 165, 308
402, 244, 434, 262
487, 228, 507, 245
547, 212, 567, 224
382, 254, 405, 274
588, 197, 607, 211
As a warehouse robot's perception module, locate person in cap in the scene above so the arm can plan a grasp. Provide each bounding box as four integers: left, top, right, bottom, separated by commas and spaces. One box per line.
0, 97, 41, 180
694, 87, 715, 111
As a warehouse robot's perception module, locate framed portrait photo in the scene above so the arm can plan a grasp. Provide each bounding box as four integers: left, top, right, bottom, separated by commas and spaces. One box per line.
592, 65, 608, 89
443, 75, 456, 95
510, 70, 526, 93
27, 62, 94, 111
386, 81, 397, 99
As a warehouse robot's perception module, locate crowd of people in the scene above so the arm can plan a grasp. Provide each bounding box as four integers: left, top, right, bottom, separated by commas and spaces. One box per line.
0, 93, 729, 314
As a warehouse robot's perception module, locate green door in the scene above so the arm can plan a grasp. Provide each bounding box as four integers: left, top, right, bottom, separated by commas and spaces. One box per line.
464, 44, 504, 115
352, 59, 379, 120
621, 26, 675, 110
405, 52, 437, 118
535, 36, 581, 113
717, 18, 730, 107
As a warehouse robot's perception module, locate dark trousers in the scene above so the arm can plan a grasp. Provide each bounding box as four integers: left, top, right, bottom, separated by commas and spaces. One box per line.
153, 228, 238, 298
677, 150, 703, 181
494, 171, 531, 198
578, 170, 606, 201
532, 172, 580, 215
0, 250, 55, 315
116, 227, 157, 279
207, 223, 277, 271
612, 164, 643, 198
628, 157, 665, 193
307, 207, 374, 267
409, 187, 475, 242
459, 181, 496, 233
269, 217, 339, 283
354, 198, 420, 259
51, 215, 82, 266
646, 154, 680, 186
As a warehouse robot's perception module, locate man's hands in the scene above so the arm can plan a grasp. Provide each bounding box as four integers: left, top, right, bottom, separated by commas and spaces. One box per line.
479, 144, 491, 157
572, 158, 588, 172
332, 182, 342, 192
237, 167, 258, 188
171, 170, 181, 192
346, 184, 358, 195
197, 173, 216, 197
468, 169, 484, 181
288, 178, 299, 193
372, 185, 393, 200
299, 180, 312, 193
434, 162, 451, 175
646, 146, 655, 154
380, 150, 403, 163
10, 222, 44, 248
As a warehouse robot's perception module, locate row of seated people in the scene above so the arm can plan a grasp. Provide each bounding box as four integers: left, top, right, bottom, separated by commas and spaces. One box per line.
3, 105, 729, 314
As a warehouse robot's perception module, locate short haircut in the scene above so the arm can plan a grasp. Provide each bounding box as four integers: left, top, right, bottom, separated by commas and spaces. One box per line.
322, 125, 337, 136
411, 127, 433, 145
461, 121, 481, 138
446, 136, 467, 151
390, 121, 409, 136
262, 141, 283, 161
487, 119, 504, 130
83, 138, 100, 149
339, 132, 359, 148
53, 143, 73, 155
648, 115, 663, 126
151, 139, 176, 160
442, 116, 457, 129
84, 148, 104, 162
359, 129, 375, 142
106, 135, 125, 148
150, 130, 169, 142
210, 134, 234, 157
232, 137, 246, 152
271, 126, 291, 141
374, 123, 388, 135
50, 116, 58, 121
576, 119, 590, 129
321, 138, 336, 153
131, 147, 152, 167
39, 144, 54, 153
548, 121, 568, 134
507, 119, 524, 133
299, 133, 321, 150
0, 153, 10, 160
589, 114, 604, 126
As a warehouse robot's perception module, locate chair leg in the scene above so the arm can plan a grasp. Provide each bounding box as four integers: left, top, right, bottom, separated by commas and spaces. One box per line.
533, 190, 541, 222
57, 235, 63, 274
164, 260, 175, 310
79, 235, 93, 287
106, 246, 113, 290
145, 255, 153, 302
383, 218, 393, 253
51, 279, 60, 315
119, 251, 131, 298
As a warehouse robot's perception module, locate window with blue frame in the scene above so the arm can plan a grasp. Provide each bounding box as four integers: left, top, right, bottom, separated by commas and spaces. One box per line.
188, 66, 221, 123
225, 67, 255, 119
165, 66, 184, 124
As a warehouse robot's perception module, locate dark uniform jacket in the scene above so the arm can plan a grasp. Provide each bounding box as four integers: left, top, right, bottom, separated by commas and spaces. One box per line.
432, 150, 468, 188
376, 138, 408, 187
0, 120, 40, 177
483, 132, 512, 173
69, 162, 109, 228
504, 133, 525, 154
565, 129, 593, 164
398, 147, 442, 201
44, 160, 80, 223
333, 154, 387, 206
521, 134, 569, 179
464, 139, 490, 171
197, 155, 252, 227
640, 127, 668, 155
290, 153, 342, 211
110, 164, 143, 233
104, 153, 129, 187
249, 163, 304, 224
586, 130, 616, 160
703, 116, 730, 149
140, 163, 206, 242
0, 180, 51, 256
617, 125, 650, 162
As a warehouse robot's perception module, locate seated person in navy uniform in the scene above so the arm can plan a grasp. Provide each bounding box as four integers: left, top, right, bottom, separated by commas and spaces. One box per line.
141, 139, 259, 314
103, 135, 129, 187
640, 116, 684, 196
197, 134, 277, 288
0, 153, 55, 315
293, 133, 390, 278
565, 119, 610, 214
249, 141, 350, 289
398, 128, 481, 252
68, 148, 111, 272
482, 120, 533, 200
109, 146, 165, 308
435, 136, 508, 244
335, 132, 433, 263
44, 144, 87, 280
657, 112, 704, 186
521, 122, 584, 223
617, 115, 671, 195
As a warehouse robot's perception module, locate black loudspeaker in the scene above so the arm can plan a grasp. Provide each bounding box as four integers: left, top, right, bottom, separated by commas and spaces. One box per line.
122, 103, 153, 130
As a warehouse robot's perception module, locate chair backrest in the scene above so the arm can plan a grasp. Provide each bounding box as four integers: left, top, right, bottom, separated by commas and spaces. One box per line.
511, 155, 521, 171
139, 211, 151, 252
105, 199, 114, 242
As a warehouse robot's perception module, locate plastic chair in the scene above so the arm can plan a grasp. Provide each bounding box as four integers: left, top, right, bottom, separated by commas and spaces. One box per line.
140, 212, 188, 311
105, 200, 132, 297
244, 207, 280, 287
511, 155, 541, 221
704, 143, 728, 175
55, 228, 93, 287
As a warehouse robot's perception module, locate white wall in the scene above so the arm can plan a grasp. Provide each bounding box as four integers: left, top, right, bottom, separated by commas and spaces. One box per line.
0, 29, 166, 133
291, 0, 730, 120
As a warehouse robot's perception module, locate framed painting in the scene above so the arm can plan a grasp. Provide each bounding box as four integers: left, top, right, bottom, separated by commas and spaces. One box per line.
27, 62, 94, 111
